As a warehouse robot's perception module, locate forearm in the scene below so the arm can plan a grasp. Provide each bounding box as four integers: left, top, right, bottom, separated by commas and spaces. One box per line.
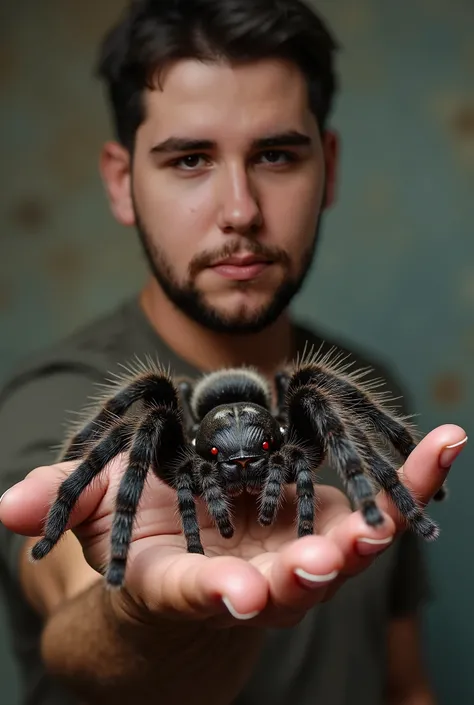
21, 534, 263, 705
386, 615, 436, 705
41, 579, 263, 705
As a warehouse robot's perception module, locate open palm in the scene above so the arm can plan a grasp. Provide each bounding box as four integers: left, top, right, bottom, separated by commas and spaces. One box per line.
0, 423, 465, 628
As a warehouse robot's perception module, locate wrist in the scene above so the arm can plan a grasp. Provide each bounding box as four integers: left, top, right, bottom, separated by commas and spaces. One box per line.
41, 568, 265, 705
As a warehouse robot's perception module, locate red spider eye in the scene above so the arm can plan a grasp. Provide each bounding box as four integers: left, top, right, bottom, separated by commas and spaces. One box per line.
262, 440, 270, 451
211, 447, 219, 456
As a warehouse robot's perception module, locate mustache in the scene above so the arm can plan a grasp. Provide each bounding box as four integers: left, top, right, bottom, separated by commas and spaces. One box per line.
188, 239, 290, 278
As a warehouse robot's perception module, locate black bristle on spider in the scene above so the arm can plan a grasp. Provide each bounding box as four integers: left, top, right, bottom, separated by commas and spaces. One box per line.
30, 346, 445, 588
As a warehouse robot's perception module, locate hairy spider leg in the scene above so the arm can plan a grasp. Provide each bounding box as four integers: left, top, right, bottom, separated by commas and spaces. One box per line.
196, 458, 235, 539
62, 369, 180, 461
274, 370, 290, 427
348, 422, 439, 540
293, 358, 448, 503
257, 450, 287, 526
294, 360, 416, 456
258, 443, 316, 537
31, 369, 204, 585
30, 419, 134, 561
172, 457, 206, 554
286, 379, 384, 528
177, 380, 200, 437
107, 405, 193, 587
256, 371, 326, 536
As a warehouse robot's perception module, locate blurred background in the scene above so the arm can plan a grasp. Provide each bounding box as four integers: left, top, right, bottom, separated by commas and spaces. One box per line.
0, 0, 472, 703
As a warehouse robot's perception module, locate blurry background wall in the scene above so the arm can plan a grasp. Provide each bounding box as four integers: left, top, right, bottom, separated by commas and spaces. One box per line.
0, 0, 472, 703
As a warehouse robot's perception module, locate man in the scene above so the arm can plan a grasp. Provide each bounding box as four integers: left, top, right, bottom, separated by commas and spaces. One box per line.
0, 1, 467, 704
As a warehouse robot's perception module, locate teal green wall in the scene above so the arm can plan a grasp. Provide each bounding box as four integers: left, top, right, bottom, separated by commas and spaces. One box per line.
0, 1, 472, 702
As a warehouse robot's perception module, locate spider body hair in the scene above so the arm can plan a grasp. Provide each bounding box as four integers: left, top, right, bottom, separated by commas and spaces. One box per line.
30, 348, 445, 589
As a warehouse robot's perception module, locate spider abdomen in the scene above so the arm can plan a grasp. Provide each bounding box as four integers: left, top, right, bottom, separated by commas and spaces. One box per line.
191, 367, 272, 420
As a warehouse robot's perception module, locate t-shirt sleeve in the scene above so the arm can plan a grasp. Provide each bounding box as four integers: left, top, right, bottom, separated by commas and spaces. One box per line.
0, 363, 104, 580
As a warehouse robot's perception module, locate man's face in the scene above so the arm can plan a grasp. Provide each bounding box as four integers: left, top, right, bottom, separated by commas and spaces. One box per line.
129, 57, 336, 333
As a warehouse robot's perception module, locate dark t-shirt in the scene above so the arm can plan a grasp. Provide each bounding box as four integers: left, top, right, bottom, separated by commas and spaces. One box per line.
0, 297, 430, 705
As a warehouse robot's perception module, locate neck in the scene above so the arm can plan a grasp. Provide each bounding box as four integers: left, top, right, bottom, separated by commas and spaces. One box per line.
139, 277, 296, 378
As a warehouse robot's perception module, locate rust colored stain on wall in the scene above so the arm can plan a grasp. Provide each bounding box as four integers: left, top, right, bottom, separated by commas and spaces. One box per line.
8, 198, 51, 233
47, 242, 84, 277
431, 372, 464, 406
433, 92, 474, 167
450, 102, 474, 140
46, 242, 86, 285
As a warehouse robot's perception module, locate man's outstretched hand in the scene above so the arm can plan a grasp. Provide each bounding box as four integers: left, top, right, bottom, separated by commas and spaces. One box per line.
0, 424, 466, 629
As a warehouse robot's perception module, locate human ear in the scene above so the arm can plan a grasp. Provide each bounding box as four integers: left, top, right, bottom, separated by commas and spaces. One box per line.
99, 141, 135, 226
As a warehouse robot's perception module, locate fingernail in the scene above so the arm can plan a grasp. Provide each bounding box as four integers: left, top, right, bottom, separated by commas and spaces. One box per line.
439, 436, 468, 469
0, 488, 11, 504
357, 535, 393, 556
222, 597, 260, 620
294, 568, 339, 589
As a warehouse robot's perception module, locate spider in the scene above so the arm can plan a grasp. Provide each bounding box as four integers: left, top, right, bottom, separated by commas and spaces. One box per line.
30, 346, 444, 588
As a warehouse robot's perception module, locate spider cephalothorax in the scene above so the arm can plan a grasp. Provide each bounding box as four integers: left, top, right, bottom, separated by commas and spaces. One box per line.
193, 401, 284, 496
30, 347, 444, 588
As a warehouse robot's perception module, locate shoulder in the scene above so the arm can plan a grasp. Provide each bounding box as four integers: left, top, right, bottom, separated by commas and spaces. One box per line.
0, 297, 142, 405
0, 299, 144, 476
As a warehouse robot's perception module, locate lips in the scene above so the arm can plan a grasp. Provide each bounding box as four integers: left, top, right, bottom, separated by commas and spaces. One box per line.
212, 254, 272, 267
210, 255, 273, 281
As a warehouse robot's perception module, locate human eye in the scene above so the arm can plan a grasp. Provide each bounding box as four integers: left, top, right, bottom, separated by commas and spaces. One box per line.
171, 154, 210, 171
257, 150, 299, 167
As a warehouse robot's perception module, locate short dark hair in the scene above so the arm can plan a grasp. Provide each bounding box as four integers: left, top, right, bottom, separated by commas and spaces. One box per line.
96, 0, 339, 151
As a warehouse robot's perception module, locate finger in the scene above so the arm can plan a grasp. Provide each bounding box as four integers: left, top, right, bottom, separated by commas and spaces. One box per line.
377, 423, 468, 524
250, 535, 343, 616
0, 458, 115, 535
253, 486, 397, 616
124, 542, 269, 623
264, 504, 397, 614
316, 487, 396, 566
324, 506, 396, 576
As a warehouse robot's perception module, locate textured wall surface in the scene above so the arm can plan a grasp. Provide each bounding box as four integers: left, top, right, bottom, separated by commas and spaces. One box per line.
0, 1, 472, 703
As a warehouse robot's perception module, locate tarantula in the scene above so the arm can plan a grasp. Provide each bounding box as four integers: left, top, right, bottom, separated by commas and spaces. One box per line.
30, 347, 444, 588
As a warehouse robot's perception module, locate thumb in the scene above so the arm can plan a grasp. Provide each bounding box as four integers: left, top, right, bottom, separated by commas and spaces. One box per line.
0, 458, 114, 536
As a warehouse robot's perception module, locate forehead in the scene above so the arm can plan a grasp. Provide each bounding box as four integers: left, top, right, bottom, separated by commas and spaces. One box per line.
139, 57, 318, 143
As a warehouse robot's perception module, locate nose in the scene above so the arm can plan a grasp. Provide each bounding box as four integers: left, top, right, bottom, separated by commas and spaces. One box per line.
217, 164, 263, 235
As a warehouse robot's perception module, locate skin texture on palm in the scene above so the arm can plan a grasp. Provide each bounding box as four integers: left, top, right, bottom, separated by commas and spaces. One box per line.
0, 423, 466, 628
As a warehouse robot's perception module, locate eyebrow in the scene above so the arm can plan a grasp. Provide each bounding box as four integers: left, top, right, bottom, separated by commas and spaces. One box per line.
150, 130, 312, 154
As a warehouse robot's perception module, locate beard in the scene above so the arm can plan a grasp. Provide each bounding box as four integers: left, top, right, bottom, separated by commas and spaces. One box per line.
134, 212, 323, 335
